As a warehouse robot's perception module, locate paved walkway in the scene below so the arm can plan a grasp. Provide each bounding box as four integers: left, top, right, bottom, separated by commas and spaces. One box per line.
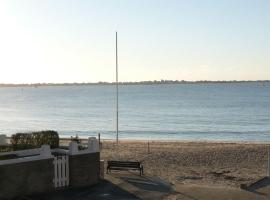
25, 179, 139, 200
26, 172, 172, 200
166, 177, 270, 200
25, 173, 270, 200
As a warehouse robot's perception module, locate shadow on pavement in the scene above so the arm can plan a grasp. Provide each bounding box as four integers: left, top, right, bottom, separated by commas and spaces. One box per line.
120, 176, 172, 193
25, 179, 141, 200
245, 177, 270, 196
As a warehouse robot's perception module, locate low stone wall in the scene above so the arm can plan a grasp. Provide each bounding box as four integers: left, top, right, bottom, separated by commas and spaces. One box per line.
69, 152, 100, 187
0, 139, 100, 199
0, 158, 54, 199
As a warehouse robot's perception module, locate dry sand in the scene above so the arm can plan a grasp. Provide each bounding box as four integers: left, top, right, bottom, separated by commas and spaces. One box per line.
58, 139, 270, 199
100, 140, 270, 188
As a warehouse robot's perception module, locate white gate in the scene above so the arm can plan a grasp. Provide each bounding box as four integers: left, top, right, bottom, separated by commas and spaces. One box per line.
53, 155, 69, 188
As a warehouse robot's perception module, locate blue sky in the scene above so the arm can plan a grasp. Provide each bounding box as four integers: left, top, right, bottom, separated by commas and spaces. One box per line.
0, 0, 269, 83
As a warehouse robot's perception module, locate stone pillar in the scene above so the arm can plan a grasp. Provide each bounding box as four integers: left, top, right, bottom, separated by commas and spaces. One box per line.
0, 134, 7, 145
69, 141, 79, 155
69, 152, 100, 187
87, 137, 99, 152
100, 160, 104, 179
40, 145, 52, 158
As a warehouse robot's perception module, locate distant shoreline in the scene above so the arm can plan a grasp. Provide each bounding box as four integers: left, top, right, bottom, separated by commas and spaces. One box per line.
59, 137, 270, 144
0, 80, 269, 87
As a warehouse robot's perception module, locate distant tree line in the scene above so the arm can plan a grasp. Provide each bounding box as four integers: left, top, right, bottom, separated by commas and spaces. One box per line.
0, 80, 269, 87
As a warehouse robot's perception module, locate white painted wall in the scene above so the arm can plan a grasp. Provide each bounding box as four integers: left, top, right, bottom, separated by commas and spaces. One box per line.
69, 137, 100, 155
0, 145, 53, 165
0, 134, 7, 145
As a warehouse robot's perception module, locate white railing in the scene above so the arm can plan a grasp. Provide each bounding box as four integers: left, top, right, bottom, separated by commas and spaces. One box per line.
0, 136, 99, 166
53, 155, 69, 188
0, 145, 53, 165
69, 137, 99, 155
51, 148, 69, 155
0, 136, 100, 189
0, 147, 41, 157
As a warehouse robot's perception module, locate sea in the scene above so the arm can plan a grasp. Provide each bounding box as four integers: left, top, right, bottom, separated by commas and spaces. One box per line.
0, 82, 269, 142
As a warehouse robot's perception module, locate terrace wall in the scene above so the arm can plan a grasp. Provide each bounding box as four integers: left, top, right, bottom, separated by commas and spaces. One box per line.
0, 158, 54, 199
69, 152, 100, 187
0, 139, 100, 199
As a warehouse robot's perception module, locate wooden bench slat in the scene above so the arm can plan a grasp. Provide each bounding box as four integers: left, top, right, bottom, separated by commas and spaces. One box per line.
107, 160, 144, 176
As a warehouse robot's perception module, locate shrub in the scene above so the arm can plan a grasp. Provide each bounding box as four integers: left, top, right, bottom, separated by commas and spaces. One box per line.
0, 146, 13, 153
0, 154, 18, 160
11, 133, 33, 150
11, 130, 59, 150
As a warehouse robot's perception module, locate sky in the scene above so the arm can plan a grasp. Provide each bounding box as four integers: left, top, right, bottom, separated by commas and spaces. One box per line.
0, 0, 269, 83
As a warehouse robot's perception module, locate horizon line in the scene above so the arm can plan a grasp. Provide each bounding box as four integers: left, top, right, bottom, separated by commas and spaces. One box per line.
0, 80, 270, 87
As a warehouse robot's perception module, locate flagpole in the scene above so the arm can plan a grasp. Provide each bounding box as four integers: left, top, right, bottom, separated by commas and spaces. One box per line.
116, 31, 119, 145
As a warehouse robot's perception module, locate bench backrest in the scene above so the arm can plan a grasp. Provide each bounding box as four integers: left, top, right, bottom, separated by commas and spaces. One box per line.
108, 161, 141, 168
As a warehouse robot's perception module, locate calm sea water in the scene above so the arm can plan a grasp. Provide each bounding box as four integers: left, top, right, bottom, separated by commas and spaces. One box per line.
0, 83, 270, 141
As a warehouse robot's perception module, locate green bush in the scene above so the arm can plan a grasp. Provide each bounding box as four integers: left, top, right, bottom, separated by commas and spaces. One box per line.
0, 154, 18, 160
11, 130, 59, 150
0, 146, 13, 153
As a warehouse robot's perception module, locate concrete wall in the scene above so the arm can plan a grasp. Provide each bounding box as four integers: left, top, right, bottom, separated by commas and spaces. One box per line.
69, 152, 100, 187
0, 158, 54, 199
0, 141, 100, 199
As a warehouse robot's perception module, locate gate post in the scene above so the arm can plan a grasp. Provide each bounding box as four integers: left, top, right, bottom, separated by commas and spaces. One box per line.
69, 142, 79, 155
40, 145, 51, 158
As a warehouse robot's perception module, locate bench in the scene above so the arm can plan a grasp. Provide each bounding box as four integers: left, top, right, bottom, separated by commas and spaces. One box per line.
107, 160, 144, 175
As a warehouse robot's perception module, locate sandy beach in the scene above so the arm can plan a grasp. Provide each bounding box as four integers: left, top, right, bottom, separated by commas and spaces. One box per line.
57, 139, 270, 199
100, 140, 270, 188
